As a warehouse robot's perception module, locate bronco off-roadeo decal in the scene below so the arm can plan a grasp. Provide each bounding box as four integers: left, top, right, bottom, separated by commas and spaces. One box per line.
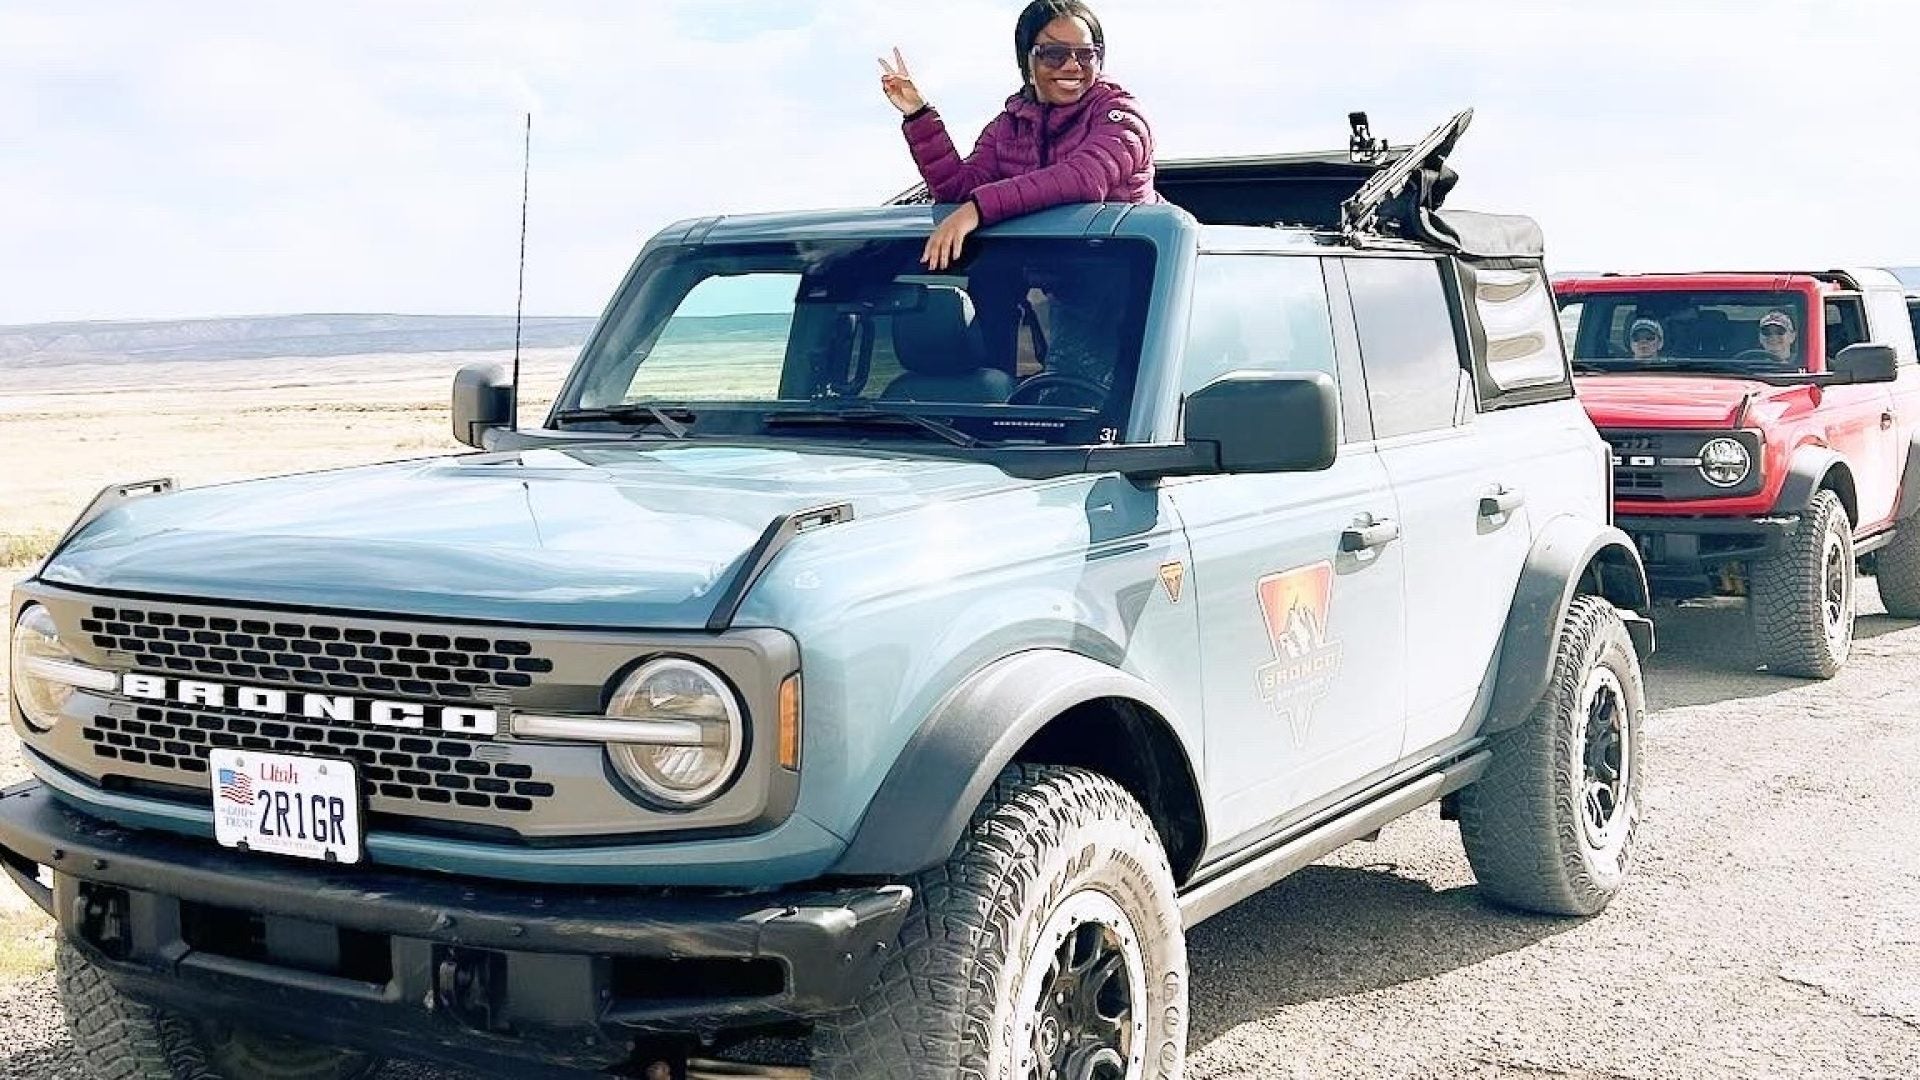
1254, 562, 1344, 747
1159, 561, 1186, 603
117, 673, 499, 736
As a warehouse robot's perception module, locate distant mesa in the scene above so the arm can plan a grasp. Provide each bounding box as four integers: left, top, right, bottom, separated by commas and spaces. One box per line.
0, 313, 601, 368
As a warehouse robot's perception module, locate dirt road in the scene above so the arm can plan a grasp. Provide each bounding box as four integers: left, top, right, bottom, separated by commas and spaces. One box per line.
3, 588, 1916, 1079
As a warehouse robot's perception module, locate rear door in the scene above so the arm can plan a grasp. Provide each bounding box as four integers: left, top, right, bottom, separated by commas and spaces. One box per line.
1337, 256, 1535, 755
1167, 251, 1409, 853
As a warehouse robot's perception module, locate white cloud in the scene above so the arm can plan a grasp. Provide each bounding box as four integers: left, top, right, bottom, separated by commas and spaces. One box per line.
1, 0, 1915, 323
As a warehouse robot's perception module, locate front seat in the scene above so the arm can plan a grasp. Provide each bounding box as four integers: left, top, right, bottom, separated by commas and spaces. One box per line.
882, 287, 1014, 403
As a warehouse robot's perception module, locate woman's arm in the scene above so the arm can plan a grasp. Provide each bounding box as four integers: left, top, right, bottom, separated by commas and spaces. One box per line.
903, 109, 1008, 204
969, 103, 1152, 225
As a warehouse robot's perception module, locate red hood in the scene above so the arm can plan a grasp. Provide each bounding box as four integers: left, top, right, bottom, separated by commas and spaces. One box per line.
1575, 373, 1779, 430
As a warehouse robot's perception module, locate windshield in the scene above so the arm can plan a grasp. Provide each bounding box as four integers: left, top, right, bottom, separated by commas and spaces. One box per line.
552, 237, 1155, 446
1559, 290, 1811, 374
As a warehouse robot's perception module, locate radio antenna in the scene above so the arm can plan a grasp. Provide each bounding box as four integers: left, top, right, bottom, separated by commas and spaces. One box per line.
511, 113, 531, 429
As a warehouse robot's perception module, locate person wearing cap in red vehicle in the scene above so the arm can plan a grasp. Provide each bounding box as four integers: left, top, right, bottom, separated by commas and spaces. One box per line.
1757, 309, 1800, 366
878, 0, 1158, 271
1627, 317, 1667, 362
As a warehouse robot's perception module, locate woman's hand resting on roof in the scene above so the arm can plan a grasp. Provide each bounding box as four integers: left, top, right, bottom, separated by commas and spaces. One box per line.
878, 47, 925, 115
922, 201, 980, 271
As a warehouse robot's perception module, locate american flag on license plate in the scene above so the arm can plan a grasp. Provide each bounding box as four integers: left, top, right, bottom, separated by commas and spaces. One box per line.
217, 768, 253, 803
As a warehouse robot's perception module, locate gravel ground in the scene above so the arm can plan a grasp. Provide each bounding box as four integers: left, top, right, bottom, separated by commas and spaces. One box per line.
3, 587, 1917, 1079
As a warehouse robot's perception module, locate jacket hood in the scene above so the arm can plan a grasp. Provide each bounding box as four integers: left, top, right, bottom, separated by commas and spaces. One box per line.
39, 444, 1029, 630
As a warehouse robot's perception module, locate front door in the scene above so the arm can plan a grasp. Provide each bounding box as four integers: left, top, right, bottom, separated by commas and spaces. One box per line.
1169, 252, 1409, 853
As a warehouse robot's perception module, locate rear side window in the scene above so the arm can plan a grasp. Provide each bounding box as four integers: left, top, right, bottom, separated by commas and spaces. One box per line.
1471, 267, 1569, 392
1343, 258, 1465, 438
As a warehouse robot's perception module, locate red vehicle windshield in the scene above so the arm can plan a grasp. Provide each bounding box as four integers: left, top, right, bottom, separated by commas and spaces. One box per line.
1559, 290, 1812, 373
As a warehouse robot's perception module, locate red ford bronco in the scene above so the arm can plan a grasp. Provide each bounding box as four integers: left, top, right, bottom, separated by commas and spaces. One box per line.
1556, 269, 1920, 677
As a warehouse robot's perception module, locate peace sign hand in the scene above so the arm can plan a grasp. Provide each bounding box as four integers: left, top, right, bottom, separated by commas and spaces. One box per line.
878, 47, 925, 115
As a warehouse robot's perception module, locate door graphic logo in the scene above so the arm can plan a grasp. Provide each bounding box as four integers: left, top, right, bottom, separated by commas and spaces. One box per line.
1255, 562, 1344, 747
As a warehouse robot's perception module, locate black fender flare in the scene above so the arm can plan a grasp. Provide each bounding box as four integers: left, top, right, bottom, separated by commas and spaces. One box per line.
1896, 430, 1920, 520
1774, 445, 1854, 522
1484, 516, 1652, 736
829, 649, 1198, 877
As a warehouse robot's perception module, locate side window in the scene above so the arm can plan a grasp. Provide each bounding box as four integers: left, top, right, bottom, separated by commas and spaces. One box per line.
1343, 258, 1465, 438
1864, 290, 1918, 365
1823, 295, 1868, 361
1182, 254, 1355, 439
1471, 266, 1571, 393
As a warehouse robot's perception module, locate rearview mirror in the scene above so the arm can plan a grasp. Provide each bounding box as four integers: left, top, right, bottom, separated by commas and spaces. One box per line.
1832, 343, 1898, 385
1184, 372, 1338, 473
452, 362, 514, 448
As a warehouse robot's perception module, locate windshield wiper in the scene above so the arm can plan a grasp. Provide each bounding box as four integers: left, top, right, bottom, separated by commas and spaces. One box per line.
762, 407, 982, 448
551, 403, 694, 438
1572, 362, 1614, 375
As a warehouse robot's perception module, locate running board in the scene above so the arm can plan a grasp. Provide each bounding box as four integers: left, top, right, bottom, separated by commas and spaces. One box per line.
1178, 750, 1492, 927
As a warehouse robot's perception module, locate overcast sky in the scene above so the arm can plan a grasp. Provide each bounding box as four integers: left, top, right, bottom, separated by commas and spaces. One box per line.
2, 1, 1915, 325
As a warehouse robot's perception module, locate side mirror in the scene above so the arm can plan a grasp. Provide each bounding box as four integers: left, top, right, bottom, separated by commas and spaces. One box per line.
1184, 371, 1338, 473
451, 363, 515, 448
1832, 343, 1898, 385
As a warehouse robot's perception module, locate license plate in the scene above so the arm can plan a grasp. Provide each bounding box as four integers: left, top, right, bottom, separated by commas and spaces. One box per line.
209, 748, 362, 864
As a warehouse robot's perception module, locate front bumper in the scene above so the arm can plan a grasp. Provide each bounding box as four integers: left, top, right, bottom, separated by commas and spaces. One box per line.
0, 781, 909, 1072
1616, 513, 1801, 596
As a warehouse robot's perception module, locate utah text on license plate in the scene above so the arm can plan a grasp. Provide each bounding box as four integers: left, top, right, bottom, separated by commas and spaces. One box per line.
209, 748, 363, 864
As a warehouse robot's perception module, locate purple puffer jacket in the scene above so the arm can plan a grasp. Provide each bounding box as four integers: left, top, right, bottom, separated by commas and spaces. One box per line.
902, 78, 1158, 226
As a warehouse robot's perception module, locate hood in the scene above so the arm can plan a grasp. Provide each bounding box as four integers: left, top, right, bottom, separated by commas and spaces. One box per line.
1575, 373, 1785, 430
40, 444, 1028, 629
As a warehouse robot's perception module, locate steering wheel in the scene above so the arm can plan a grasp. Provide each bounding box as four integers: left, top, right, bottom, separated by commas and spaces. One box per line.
1007, 373, 1108, 408
1732, 348, 1778, 365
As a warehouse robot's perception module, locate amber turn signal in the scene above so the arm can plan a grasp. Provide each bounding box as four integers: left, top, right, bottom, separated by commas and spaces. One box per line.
778, 673, 802, 771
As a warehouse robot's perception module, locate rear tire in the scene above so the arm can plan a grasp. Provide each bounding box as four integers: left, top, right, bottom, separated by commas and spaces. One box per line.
1750, 488, 1854, 678
811, 765, 1186, 1080
1459, 595, 1644, 916
1872, 520, 1920, 618
56, 940, 383, 1080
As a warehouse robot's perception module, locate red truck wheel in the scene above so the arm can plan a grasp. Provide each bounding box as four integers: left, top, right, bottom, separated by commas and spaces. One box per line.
1750, 489, 1855, 678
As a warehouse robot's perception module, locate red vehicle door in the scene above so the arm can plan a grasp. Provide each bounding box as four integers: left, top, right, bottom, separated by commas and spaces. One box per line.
1818, 292, 1901, 529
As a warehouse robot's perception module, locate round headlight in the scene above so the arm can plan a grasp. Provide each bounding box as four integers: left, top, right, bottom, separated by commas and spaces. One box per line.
1699, 437, 1752, 488
10, 605, 73, 732
605, 658, 744, 808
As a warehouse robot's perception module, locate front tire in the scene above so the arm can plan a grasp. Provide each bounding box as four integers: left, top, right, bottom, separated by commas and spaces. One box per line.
1750, 488, 1855, 678
56, 941, 382, 1080
812, 765, 1186, 1080
1459, 595, 1645, 916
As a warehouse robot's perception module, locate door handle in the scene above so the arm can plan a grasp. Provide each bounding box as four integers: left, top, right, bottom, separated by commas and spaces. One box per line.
1340, 518, 1401, 553
1479, 487, 1526, 517
1882, 411, 1896, 431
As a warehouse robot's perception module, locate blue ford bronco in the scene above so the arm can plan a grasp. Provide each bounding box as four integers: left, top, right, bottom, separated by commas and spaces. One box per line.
3, 113, 1653, 1079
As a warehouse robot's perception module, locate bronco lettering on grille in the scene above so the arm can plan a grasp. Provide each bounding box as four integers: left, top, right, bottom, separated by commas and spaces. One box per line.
118, 674, 499, 736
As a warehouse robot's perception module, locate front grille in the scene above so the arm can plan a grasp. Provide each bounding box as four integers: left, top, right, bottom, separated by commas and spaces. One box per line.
79, 605, 553, 702
84, 705, 554, 814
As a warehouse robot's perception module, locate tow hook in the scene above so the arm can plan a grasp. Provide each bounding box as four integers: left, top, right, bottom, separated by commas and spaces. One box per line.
431, 946, 508, 1032
75, 882, 132, 960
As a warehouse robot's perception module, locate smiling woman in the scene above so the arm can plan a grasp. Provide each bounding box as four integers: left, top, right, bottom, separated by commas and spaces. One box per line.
878, 0, 1159, 270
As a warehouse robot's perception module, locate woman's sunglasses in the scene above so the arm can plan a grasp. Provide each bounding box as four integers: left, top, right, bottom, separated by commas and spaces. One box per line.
1760, 326, 1791, 337
1030, 44, 1104, 70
